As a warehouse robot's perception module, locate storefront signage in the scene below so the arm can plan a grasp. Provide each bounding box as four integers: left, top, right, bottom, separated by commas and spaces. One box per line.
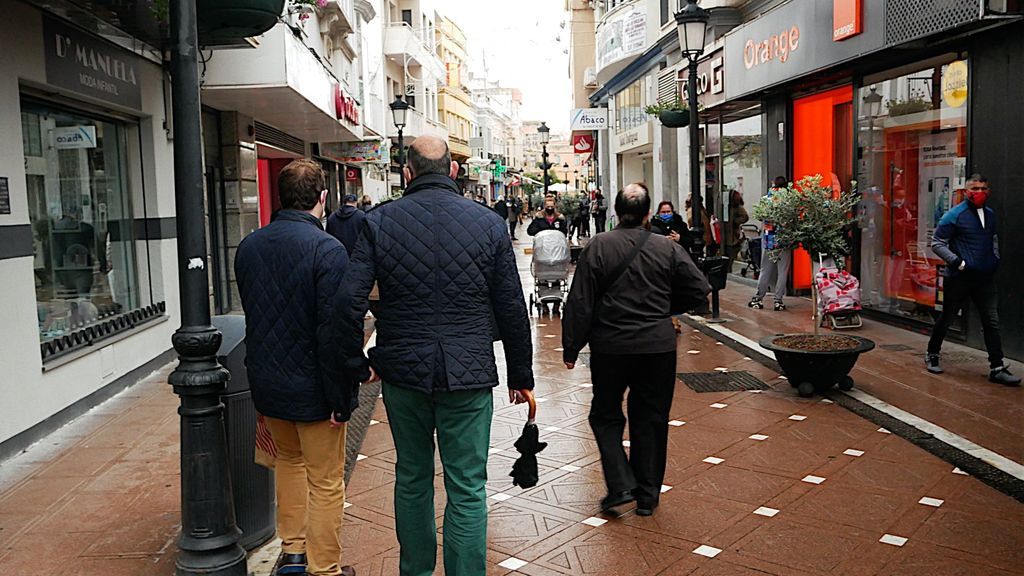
320, 140, 385, 164
345, 167, 361, 182
611, 123, 651, 154
678, 49, 726, 109
570, 108, 608, 131
833, 0, 862, 41
53, 125, 97, 149
723, 0, 883, 100
0, 177, 9, 215
596, 6, 646, 73
334, 85, 360, 126
43, 16, 142, 110
941, 60, 968, 108
572, 133, 595, 154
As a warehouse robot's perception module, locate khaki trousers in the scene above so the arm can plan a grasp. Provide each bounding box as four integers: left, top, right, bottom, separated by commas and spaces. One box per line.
265, 417, 347, 576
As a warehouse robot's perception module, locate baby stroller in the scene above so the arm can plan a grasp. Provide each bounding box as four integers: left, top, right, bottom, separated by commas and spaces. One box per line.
529, 230, 570, 316
738, 223, 761, 278
815, 264, 863, 329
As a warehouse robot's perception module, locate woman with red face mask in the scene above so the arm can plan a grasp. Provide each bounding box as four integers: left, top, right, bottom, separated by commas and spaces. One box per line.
926, 174, 1020, 386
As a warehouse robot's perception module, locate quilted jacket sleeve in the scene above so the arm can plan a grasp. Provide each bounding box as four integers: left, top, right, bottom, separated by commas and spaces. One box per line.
317, 240, 358, 419
490, 226, 535, 390
337, 220, 376, 384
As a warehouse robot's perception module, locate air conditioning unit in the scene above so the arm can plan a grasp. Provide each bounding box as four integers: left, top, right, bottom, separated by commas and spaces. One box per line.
583, 67, 599, 88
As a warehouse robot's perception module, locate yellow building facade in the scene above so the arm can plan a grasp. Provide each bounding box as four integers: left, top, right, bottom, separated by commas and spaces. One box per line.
436, 16, 473, 162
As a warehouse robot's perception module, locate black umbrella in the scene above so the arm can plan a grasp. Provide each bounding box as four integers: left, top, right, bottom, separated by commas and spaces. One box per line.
510, 394, 547, 489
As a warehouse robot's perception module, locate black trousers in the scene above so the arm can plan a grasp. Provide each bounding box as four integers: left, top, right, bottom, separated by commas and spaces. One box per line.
594, 214, 606, 234
588, 350, 676, 505
927, 272, 1004, 367
509, 219, 519, 238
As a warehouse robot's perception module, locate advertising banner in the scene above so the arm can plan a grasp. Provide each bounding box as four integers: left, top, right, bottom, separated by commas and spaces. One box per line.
320, 140, 386, 164
596, 7, 646, 73
570, 108, 608, 131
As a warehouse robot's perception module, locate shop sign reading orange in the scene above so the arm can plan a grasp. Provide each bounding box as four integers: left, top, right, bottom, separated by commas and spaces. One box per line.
832, 0, 862, 41
743, 26, 800, 70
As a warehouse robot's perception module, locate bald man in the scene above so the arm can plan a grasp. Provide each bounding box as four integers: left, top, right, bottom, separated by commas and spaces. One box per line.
562, 182, 709, 517
339, 136, 535, 576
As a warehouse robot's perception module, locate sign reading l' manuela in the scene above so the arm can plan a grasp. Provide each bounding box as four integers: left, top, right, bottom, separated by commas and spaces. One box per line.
43, 16, 143, 110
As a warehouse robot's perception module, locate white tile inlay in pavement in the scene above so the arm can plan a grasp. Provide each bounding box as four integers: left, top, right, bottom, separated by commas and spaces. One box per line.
952, 467, 969, 475
579, 383, 593, 388
356, 454, 368, 461
536, 324, 547, 327
878, 427, 892, 434
536, 398, 549, 403
488, 448, 503, 454
661, 484, 673, 493
692, 545, 722, 558
687, 350, 701, 354
788, 415, 807, 421
498, 557, 529, 570
554, 347, 564, 352
581, 516, 608, 527
669, 420, 686, 427
753, 506, 779, 517
879, 534, 908, 547
820, 398, 834, 404
748, 434, 769, 441
543, 426, 561, 432
710, 403, 728, 409
544, 334, 556, 338
369, 419, 380, 425
918, 497, 944, 507
714, 367, 729, 372
844, 388, 1024, 481
490, 493, 513, 502
344, 502, 352, 509
702, 457, 725, 465
843, 449, 865, 457
559, 464, 580, 472
801, 475, 826, 485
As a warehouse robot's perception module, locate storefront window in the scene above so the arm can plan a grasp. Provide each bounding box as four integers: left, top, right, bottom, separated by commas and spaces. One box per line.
614, 78, 645, 133
22, 101, 139, 345
856, 56, 968, 323
720, 114, 763, 240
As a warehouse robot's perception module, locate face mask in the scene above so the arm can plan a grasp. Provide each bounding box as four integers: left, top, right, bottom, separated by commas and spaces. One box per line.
658, 213, 673, 222
545, 207, 555, 214
967, 189, 989, 207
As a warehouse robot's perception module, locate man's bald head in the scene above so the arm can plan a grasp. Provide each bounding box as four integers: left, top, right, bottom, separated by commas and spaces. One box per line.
406, 136, 456, 180
615, 182, 651, 226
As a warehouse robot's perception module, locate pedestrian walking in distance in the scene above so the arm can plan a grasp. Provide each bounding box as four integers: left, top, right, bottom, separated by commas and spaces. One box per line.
327, 193, 367, 257
527, 194, 569, 236
562, 182, 710, 516
339, 136, 535, 576
234, 159, 358, 576
926, 174, 1020, 385
749, 176, 792, 311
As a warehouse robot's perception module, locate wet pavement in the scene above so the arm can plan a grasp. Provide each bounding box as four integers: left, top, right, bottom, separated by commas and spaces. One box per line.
1, 240, 1023, 575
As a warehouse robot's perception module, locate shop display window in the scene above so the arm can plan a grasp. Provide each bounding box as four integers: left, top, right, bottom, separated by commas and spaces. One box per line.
856, 56, 968, 323
21, 101, 140, 345
614, 78, 645, 133
721, 114, 764, 259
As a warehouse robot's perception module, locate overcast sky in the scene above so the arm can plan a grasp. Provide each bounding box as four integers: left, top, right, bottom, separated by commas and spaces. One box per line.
433, 0, 574, 134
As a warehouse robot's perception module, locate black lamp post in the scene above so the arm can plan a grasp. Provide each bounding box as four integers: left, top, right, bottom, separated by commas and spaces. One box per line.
538, 121, 551, 194
574, 169, 579, 191
168, 0, 246, 574
675, 0, 709, 264
390, 95, 410, 188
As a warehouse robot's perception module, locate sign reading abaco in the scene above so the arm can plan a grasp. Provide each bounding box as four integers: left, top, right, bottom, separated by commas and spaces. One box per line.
571, 132, 594, 155
43, 16, 142, 110
334, 85, 361, 126
570, 108, 608, 131
53, 126, 97, 149
833, 0, 862, 41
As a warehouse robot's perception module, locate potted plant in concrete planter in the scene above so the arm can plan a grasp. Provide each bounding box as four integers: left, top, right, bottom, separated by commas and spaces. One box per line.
644, 99, 690, 128
752, 175, 875, 397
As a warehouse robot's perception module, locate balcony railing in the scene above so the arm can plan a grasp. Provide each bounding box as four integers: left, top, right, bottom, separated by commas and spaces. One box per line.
387, 108, 448, 140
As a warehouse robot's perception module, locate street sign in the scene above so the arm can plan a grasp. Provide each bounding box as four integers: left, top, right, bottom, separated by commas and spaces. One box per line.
570, 108, 608, 131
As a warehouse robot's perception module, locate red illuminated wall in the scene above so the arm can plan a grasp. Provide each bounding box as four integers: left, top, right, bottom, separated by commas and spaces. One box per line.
791, 85, 853, 289
257, 158, 290, 227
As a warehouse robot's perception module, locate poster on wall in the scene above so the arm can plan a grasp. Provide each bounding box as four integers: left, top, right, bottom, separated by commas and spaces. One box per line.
917, 131, 959, 248
596, 8, 646, 72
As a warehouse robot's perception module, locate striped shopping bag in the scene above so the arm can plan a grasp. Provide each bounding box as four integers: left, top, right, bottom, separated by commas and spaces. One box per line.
254, 412, 277, 470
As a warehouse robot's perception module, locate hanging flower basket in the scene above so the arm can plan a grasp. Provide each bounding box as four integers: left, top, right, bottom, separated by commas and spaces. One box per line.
658, 110, 690, 128
197, 0, 287, 44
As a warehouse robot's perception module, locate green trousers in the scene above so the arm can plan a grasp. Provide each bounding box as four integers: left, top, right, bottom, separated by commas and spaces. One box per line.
383, 382, 493, 576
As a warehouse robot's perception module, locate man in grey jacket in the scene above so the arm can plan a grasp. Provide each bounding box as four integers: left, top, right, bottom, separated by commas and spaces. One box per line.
561, 182, 710, 516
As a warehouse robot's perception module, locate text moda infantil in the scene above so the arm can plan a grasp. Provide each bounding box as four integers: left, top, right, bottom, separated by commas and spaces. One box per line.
54, 33, 138, 86
743, 26, 800, 70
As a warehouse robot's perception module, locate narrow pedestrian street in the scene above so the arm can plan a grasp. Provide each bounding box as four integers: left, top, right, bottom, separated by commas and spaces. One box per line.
1, 240, 1022, 575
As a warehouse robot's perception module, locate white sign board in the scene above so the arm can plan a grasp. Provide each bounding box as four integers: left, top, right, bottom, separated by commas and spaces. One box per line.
53, 126, 97, 149
570, 108, 608, 131
596, 7, 647, 73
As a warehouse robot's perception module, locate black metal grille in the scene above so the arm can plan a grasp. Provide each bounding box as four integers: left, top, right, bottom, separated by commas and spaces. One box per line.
885, 0, 981, 45
678, 371, 770, 393
254, 121, 306, 156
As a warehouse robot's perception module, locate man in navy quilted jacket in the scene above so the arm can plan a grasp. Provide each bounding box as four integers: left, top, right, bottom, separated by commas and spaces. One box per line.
926, 174, 1019, 386
235, 159, 358, 576
339, 136, 535, 576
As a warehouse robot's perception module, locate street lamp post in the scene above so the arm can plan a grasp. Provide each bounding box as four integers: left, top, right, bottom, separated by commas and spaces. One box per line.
168, 0, 246, 574
538, 121, 551, 195
675, 0, 709, 265
390, 96, 410, 189
563, 162, 570, 189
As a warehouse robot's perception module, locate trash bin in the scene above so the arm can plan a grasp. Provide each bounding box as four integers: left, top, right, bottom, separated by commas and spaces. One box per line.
700, 257, 731, 319
212, 314, 276, 551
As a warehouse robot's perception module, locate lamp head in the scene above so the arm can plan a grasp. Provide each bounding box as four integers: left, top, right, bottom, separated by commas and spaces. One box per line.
675, 0, 709, 60
537, 121, 551, 144
389, 95, 410, 129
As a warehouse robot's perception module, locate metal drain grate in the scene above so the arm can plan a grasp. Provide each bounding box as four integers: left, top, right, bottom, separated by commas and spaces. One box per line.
678, 371, 769, 393
880, 344, 914, 352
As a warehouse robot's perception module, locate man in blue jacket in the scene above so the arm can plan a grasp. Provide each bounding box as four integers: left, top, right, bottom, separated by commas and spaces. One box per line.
235, 159, 358, 576
339, 136, 534, 576
326, 193, 367, 256
927, 174, 1019, 385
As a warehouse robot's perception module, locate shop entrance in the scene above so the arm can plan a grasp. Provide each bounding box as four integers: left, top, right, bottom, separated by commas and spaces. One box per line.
791, 86, 854, 290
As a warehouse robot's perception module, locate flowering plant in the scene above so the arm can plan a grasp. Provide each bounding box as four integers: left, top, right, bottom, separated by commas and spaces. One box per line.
291, 0, 328, 20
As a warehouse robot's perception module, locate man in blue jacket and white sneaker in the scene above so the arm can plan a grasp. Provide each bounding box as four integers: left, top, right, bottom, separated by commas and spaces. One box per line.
926, 174, 1019, 386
